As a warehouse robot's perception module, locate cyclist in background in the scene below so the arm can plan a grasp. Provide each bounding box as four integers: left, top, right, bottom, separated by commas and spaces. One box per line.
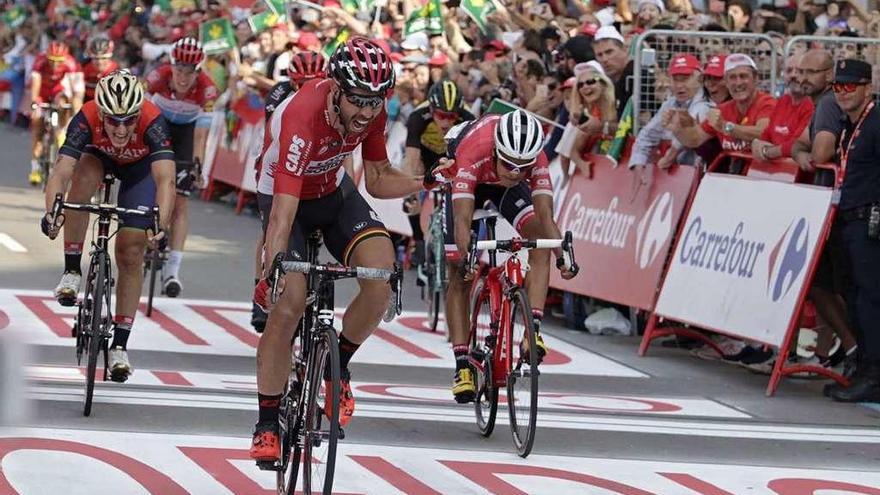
145, 37, 218, 298
29, 41, 84, 186
442, 110, 577, 403
250, 50, 327, 333
402, 78, 474, 272
41, 70, 175, 382
82, 37, 119, 103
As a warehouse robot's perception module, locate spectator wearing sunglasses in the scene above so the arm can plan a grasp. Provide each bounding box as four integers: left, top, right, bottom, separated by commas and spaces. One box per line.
556, 65, 617, 179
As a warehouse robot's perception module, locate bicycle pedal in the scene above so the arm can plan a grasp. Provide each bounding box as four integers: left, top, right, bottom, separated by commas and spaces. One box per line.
57, 296, 77, 307
255, 460, 281, 471
338, 427, 345, 440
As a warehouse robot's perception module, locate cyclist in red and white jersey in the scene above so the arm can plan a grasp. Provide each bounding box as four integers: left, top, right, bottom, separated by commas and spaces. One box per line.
82, 37, 119, 102
250, 50, 327, 334
249, 38, 430, 462
145, 38, 218, 298
29, 41, 84, 185
441, 110, 577, 403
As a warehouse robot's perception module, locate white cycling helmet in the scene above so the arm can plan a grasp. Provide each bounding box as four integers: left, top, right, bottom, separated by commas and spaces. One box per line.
494, 109, 544, 167
95, 70, 145, 116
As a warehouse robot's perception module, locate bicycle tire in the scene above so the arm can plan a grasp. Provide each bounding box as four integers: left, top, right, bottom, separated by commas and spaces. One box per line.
469, 276, 497, 437
301, 325, 340, 494
84, 252, 108, 417
506, 287, 539, 457
145, 249, 160, 318
277, 355, 304, 494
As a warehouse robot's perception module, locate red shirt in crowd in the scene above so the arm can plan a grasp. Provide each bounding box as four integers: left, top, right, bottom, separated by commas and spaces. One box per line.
759, 94, 815, 157
701, 91, 776, 152
82, 59, 120, 101
31, 53, 82, 102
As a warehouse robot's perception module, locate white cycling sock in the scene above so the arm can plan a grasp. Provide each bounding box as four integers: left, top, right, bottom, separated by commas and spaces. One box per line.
165, 250, 183, 279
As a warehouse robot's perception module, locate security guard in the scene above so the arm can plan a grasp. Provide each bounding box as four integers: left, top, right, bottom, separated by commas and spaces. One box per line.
826, 59, 880, 402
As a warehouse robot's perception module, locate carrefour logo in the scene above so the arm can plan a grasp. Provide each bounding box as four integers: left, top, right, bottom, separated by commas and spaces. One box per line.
635, 192, 673, 269
678, 217, 766, 279
767, 218, 809, 302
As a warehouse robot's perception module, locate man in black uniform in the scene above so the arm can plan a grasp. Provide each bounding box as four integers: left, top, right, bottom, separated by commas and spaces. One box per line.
402, 79, 474, 269
826, 59, 880, 402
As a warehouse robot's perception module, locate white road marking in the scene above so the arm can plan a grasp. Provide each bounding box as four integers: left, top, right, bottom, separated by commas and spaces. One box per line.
26, 384, 879, 444
0, 232, 26, 252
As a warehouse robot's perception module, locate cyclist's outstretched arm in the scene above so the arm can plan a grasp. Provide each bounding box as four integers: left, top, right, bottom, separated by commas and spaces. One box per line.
363, 158, 423, 199
44, 155, 77, 211
150, 159, 176, 231
263, 193, 300, 278
30, 72, 42, 105
452, 197, 475, 259
401, 146, 424, 177
532, 194, 562, 257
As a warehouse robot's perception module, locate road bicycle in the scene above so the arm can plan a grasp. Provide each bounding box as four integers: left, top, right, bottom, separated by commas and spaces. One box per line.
465, 214, 577, 457
419, 182, 450, 333
34, 102, 71, 188
49, 173, 159, 417
258, 233, 402, 494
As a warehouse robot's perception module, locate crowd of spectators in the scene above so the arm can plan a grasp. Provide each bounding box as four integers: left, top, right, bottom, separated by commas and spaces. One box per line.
1, 0, 879, 400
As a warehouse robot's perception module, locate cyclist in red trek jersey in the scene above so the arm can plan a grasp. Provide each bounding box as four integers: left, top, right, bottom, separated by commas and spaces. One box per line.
441, 110, 577, 403
82, 37, 119, 102
248, 38, 433, 462
40, 70, 176, 383
29, 41, 85, 186
145, 38, 219, 298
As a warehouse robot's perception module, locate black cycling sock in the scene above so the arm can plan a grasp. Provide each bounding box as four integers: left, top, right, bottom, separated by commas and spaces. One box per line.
453, 344, 469, 371
254, 278, 260, 286
64, 242, 83, 274
338, 334, 360, 372
258, 393, 282, 423
407, 214, 424, 241
110, 321, 132, 350
532, 309, 544, 332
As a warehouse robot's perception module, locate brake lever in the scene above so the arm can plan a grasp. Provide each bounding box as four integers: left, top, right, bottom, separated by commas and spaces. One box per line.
269, 253, 286, 305
51, 193, 66, 228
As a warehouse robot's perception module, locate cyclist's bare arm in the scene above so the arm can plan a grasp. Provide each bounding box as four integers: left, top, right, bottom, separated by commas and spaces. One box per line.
401, 146, 424, 176
263, 192, 301, 279
150, 159, 176, 231
532, 194, 563, 257
30, 72, 42, 106
363, 158, 422, 199
452, 196, 475, 259
69, 72, 85, 113
43, 155, 77, 211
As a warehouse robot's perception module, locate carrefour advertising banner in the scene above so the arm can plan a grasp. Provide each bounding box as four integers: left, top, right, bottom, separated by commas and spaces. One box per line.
655, 174, 833, 346
551, 156, 698, 310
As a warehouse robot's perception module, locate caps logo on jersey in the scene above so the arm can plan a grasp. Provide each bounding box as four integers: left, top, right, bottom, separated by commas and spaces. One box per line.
285, 135, 307, 174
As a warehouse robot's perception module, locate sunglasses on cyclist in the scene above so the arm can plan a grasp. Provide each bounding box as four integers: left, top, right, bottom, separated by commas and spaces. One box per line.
343, 91, 385, 109
432, 109, 458, 121
578, 78, 601, 89
832, 81, 869, 94
103, 113, 139, 128
497, 151, 535, 172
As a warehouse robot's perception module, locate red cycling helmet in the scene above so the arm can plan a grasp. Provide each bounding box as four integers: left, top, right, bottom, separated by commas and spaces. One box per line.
47, 41, 69, 62
289, 51, 327, 83
328, 37, 395, 95
170, 37, 205, 66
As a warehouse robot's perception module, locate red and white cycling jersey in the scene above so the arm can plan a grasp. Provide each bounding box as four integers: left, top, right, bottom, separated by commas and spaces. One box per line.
82, 59, 120, 101
257, 78, 389, 200
31, 53, 83, 102
449, 114, 553, 201
145, 64, 218, 125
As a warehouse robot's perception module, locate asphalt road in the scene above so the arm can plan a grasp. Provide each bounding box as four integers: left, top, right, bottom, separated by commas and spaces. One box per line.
0, 122, 878, 494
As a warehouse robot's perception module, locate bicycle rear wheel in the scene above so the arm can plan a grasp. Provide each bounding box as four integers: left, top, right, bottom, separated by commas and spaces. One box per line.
469, 276, 498, 437
84, 252, 109, 417
506, 287, 539, 457
145, 249, 160, 317
277, 376, 303, 493
301, 325, 340, 494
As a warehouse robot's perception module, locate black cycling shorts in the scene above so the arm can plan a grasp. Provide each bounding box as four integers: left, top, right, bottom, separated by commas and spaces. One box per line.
82, 150, 156, 231
169, 121, 197, 196
258, 175, 390, 265
443, 182, 536, 261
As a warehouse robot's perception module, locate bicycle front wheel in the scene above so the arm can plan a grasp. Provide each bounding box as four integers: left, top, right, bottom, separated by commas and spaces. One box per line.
469, 276, 498, 437
84, 252, 109, 417
506, 287, 539, 457
145, 250, 160, 317
301, 325, 340, 494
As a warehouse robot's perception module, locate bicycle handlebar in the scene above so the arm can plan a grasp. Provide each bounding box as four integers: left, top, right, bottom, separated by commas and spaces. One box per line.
50, 193, 160, 233
466, 230, 579, 276
33, 102, 73, 110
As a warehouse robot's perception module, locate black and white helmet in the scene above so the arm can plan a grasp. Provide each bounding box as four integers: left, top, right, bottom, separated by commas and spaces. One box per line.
95, 70, 145, 116
494, 110, 544, 166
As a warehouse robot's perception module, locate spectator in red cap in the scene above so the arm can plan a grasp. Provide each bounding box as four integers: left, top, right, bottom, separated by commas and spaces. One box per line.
428, 52, 449, 84
296, 31, 321, 52
703, 55, 730, 105
630, 54, 713, 187
751, 54, 815, 162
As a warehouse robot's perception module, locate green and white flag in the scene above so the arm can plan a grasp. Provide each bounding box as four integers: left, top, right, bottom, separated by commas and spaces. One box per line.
484, 98, 515, 115
404, 0, 443, 36
460, 0, 495, 33
602, 96, 632, 165
200, 18, 237, 55
341, 0, 375, 14
264, 0, 288, 16
322, 28, 350, 58
3, 5, 27, 28
248, 11, 285, 34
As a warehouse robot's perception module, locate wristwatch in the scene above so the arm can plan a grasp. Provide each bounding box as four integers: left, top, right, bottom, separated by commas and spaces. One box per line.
723, 121, 735, 135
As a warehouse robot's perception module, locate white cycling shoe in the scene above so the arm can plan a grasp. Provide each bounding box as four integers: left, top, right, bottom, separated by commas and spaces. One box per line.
54, 271, 82, 307
163, 276, 182, 298
109, 347, 133, 383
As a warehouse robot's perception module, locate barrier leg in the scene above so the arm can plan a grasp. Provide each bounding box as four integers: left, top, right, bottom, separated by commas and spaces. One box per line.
235, 190, 246, 215
638, 313, 659, 356
201, 179, 214, 202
